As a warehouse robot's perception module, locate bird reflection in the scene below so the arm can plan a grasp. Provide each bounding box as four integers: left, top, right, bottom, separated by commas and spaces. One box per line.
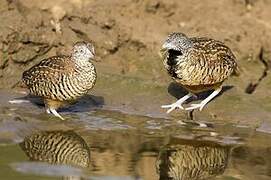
156, 139, 231, 180
20, 130, 90, 179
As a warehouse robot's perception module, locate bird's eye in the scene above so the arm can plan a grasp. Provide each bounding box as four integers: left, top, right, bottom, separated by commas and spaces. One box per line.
80, 49, 84, 53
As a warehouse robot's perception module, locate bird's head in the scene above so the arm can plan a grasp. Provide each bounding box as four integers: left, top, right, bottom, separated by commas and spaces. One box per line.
161, 32, 192, 55
160, 32, 193, 68
72, 41, 95, 62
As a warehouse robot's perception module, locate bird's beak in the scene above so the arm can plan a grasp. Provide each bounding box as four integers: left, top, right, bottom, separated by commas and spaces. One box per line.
162, 42, 171, 50
90, 57, 98, 62
159, 47, 168, 58
160, 47, 167, 53
91, 56, 102, 62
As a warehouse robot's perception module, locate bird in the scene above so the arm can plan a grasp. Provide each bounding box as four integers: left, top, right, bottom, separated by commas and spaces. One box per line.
156, 140, 230, 180
20, 130, 90, 168
21, 41, 97, 120
160, 32, 238, 113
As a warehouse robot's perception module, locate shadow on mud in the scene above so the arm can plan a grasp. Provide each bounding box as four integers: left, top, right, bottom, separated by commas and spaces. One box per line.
10, 94, 105, 113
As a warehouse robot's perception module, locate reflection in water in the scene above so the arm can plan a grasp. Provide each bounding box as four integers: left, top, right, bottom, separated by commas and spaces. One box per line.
157, 139, 230, 180
19, 130, 90, 179
5, 124, 271, 180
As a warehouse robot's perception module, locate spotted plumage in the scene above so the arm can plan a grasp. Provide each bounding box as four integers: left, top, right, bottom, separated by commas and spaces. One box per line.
161, 32, 238, 112
22, 42, 97, 119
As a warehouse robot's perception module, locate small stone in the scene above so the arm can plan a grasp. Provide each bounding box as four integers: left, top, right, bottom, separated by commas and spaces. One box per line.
145, 0, 160, 13
0, 51, 9, 69
102, 19, 115, 29
179, 22, 186, 27
210, 132, 218, 136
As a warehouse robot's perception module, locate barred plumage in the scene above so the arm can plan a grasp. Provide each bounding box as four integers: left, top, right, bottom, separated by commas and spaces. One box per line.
157, 140, 230, 180
22, 42, 97, 119
20, 130, 90, 168
161, 32, 238, 112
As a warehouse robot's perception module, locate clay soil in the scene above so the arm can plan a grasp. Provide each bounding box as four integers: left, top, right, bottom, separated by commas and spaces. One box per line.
1, 0, 271, 125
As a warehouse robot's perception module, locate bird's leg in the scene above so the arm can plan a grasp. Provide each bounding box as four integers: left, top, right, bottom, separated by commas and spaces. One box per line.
44, 99, 65, 120
45, 102, 51, 114
9, 99, 30, 104
46, 108, 51, 114
49, 108, 64, 120
185, 86, 222, 111
161, 93, 193, 113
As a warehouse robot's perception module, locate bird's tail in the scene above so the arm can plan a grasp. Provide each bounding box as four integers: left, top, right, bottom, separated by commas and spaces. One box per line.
9, 80, 29, 104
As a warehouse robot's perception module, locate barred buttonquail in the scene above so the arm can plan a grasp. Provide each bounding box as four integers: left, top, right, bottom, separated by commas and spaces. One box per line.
161, 32, 238, 113
22, 42, 97, 120
157, 141, 230, 180
20, 130, 90, 168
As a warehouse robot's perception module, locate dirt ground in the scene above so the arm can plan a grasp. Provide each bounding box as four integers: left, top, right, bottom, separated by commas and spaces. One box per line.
1, 0, 271, 125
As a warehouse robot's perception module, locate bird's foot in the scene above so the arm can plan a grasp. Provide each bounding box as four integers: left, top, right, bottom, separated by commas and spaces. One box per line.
161, 93, 193, 113
161, 102, 184, 114
185, 102, 206, 111
9, 99, 30, 104
46, 108, 51, 114
46, 108, 64, 120
185, 87, 222, 111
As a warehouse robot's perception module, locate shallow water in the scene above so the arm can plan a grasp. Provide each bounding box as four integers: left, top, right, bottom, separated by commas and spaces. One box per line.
0, 91, 271, 180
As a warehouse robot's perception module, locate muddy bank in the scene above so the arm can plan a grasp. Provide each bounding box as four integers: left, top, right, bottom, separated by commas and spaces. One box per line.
0, 0, 271, 125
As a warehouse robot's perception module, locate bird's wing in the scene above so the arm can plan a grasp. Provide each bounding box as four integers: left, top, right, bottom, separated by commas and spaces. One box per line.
176, 38, 237, 86
22, 56, 75, 100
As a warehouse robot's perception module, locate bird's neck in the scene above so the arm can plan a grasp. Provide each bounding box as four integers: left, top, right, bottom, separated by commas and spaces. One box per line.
72, 57, 94, 72
71, 55, 90, 65
181, 39, 193, 50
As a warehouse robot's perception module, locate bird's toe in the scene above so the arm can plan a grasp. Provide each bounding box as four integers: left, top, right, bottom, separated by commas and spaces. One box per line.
185, 103, 201, 111
161, 104, 172, 108
162, 103, 184, 113
46, 109, 51, 114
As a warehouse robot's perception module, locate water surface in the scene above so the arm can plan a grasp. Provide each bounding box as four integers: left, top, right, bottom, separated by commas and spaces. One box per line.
0, 91, 271, 180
